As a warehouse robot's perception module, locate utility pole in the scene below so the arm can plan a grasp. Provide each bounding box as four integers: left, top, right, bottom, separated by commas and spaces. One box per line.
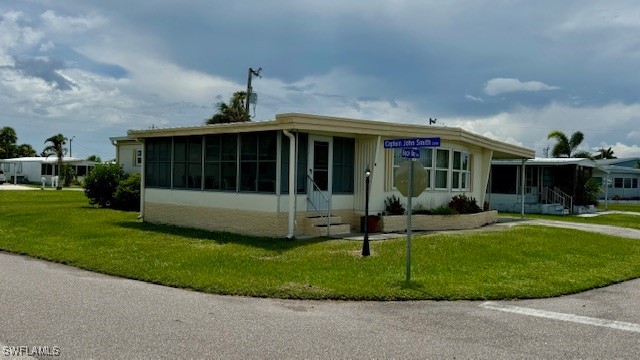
69, 136, 75, 157
246, 67, 262, 117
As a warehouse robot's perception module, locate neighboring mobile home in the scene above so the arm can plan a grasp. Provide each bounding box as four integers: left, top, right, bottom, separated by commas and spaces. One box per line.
110, 136, 142, 174
0, 157, 97, 185
593, 158, 640, 200
488, 158, 597, 214
124, 113, 534, 238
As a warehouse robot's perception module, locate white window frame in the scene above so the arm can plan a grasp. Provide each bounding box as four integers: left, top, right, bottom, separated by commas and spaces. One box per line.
135, 149, 143, 166
451, 150, 470, 191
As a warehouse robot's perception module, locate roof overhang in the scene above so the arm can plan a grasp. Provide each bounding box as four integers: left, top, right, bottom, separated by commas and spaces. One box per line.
126, 113, 535, 160
493, 157, 597, 167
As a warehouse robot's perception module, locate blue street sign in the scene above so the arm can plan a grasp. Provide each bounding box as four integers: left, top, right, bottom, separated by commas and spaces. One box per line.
402, 148, 420, 158
383, 137, 441, 149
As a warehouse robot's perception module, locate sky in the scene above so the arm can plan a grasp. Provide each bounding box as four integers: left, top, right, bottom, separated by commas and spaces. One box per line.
1, 0, 640, 161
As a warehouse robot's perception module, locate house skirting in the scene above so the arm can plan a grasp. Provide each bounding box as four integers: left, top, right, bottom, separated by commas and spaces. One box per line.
144, 202, 360, 238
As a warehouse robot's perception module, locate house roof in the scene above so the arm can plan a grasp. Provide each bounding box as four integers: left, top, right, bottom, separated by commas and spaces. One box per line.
595, 157, 640, 166
492, 157, 597, 167
595, 164, 640, 175
126, 113, 535, 159
0, 157, 96, 165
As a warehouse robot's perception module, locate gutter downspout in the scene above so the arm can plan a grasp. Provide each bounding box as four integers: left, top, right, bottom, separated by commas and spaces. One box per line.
521, 158, 526, 219
283, 130, 296, 239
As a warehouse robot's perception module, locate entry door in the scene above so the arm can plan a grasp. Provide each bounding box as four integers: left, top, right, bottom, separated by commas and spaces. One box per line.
308, 136, 332, 211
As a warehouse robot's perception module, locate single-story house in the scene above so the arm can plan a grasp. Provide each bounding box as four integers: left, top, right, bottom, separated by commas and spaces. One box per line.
488, 158, 597, 214
0, 157, 97, 185
593, 158, 640, 200
123, 113, 534, 238
110, 136, 143, 174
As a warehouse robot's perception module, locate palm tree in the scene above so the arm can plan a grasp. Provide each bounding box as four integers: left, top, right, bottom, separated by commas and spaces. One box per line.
205, 91, 250, 124
0, 126, 18, 159
86, 154, 102, 163
43, 133, 68, 190
16, 144, 37, 157
547, 130, 586, 158
593, 147, 616, 160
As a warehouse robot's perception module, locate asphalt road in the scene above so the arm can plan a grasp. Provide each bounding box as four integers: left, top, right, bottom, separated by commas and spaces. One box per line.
1, 252, 639, 359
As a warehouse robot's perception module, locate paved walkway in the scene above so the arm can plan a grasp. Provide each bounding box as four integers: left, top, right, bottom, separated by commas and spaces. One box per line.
344, 215, 640, 241
494, 216, 640, 239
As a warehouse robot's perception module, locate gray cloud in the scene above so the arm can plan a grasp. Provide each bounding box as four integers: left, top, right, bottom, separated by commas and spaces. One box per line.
7, 56, 77, 90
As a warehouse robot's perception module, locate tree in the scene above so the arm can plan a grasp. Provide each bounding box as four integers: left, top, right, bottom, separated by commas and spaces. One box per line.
0, 127, 18, 159
547, 130, 586, 158
593, 147, 616, 160
87, 154, 102, 163
205, 91, 250, 124
43, 133, 68, 190
15, 144, 37, 157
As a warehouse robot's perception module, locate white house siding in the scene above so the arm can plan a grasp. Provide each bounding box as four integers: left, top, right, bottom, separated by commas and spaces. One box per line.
117, 142, 142, 174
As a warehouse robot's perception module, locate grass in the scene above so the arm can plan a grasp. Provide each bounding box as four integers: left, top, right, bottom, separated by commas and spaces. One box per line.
1, 191, 640, 300
600, 203, 640, 213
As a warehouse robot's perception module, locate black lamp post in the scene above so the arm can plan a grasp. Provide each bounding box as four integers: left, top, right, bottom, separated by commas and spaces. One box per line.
362, 167, 371, 256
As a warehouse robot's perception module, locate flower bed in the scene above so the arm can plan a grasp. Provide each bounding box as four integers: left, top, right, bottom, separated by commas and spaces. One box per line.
381, 210, 498, 232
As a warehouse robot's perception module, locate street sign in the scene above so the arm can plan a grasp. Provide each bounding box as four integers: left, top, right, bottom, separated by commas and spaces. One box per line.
384, 137, 441, 149
401, 148, 420, 159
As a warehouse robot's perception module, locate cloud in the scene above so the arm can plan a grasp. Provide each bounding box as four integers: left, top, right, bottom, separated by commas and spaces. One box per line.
465, 94, 484, 103
6, 56, 77, 90
483, 78, 560, 96
446, 101, 640, 158
608, 142, 640, 159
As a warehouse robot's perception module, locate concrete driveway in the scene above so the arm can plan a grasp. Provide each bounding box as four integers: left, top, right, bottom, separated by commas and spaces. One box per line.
1, 252, 638, 359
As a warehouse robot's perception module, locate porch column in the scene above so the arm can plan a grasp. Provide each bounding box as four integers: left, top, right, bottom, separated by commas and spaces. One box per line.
139, 139, 145, 219
521, 159, 526, 218
283, 130, 296, 239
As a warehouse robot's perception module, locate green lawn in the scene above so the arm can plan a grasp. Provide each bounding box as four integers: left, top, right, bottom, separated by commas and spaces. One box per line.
600, 203, 640, 213
1, 191, 640, 300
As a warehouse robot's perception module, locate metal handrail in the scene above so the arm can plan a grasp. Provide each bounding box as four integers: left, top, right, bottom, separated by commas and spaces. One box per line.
542, 186, 573, 213
306, 174, 331, 236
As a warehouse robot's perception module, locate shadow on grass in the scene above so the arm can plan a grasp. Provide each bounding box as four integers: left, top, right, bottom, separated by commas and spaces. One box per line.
116, 221, 333, 252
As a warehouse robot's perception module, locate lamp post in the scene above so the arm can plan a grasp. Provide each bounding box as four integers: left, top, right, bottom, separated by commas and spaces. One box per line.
362, 167, 371, 256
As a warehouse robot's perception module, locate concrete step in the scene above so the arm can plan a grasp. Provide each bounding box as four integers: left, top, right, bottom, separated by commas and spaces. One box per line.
307, 216, 343, 227
306, 223, 352, 237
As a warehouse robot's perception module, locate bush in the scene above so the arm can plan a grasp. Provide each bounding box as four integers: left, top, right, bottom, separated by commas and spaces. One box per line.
113, 173, 141, 211
385, 195, 405, 215
448, 194, 481, 214
83, 164, 127, 208
412, 203, 431, 215
431, 205, 458, 215
60, 164, 76, 187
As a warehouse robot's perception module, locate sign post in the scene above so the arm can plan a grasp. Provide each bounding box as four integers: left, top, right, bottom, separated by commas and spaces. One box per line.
385, 137, 440, 281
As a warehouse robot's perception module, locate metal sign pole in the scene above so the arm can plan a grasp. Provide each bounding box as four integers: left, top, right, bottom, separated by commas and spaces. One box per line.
406, 160, 413, 282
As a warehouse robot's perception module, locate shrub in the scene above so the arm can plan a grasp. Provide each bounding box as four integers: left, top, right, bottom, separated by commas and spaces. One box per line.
84, 164, 127, 208
432, 205, 458, 215
113, 173, 141, 211
412, 203, 432, 215
60, 164, 76, 187
448, 194, 481, 214
385, 195, 405, 215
